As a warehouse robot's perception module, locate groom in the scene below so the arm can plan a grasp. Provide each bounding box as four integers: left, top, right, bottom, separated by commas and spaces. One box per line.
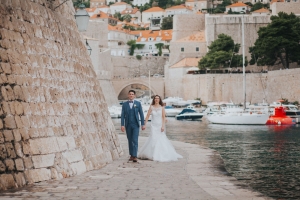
121, 90, 145, 162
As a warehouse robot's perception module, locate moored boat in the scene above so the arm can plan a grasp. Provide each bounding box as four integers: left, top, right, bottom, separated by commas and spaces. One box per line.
266, 106, 296, 125
175, 109, 204, 120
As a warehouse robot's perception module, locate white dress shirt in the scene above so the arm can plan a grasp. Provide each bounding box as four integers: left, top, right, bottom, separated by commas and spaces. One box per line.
129, 100, 134, 109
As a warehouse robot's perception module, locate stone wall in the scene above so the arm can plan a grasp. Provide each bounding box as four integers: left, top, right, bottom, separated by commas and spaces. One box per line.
165, 69, 300, 104
112, 56, 168, 78
205, 14, 271, 58
0, 0, 122, 190
172, 14, 205, 41
271, 1, 300, 15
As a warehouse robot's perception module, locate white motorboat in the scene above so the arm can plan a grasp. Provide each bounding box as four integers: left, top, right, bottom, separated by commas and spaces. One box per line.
205, 16, 270, 125
164, 106, 181, 117
175, 109, 204, 120
206, 107, 269, 125
108, 106, 122, 118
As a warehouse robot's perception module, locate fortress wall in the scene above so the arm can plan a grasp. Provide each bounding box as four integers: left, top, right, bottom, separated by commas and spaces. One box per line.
272, 1, 300, 15
112, 56, 168, 78
0, 0, 122, 190
165, 68, 300, 104
172, 14, 205, 41
205, 14, 271, 58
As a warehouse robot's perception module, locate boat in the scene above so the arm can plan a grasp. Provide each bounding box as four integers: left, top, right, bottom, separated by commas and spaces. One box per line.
205, 16, 270, 125
266, 105, 296, 125
165, 106, 181, 117
269, 102, 300, 124
206, 106, 270, 125
175, 109, 204, 120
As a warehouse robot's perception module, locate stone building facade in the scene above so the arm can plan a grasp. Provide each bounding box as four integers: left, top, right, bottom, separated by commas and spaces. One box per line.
0, 0, 122, 190
271, 1, 300, 15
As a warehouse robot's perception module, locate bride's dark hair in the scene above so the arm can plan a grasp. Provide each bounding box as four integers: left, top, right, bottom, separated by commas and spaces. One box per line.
151, 95, 164, 106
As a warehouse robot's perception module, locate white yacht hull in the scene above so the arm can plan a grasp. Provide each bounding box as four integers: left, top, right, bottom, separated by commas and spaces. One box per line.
206, 113, 269, 125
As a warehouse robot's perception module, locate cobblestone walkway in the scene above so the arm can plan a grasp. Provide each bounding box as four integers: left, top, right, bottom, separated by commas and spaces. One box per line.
0, 135, 271, 200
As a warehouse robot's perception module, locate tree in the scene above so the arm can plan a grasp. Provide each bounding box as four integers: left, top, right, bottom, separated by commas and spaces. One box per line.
113, 12, 122, 21
251, 2, 263, 11
249, 12, 300, 69
127, 40, 145, 56
161, 17, 173, 30
123, 14, 132, 22
214, 0, 231, 13
199, 34, 248, 69
73, 0, 90, 8
158, 0, 168, 8
155, 43, 164, 56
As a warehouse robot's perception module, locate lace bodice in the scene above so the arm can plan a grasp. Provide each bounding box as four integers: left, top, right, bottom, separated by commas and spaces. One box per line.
151, 106, 163, 127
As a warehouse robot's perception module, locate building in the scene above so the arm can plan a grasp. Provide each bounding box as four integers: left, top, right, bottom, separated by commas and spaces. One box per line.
252, 8, 270, 15
90, 11, 119, 26
142, 7, 165, 23
108, 25, 135, 56
185, 0, 211, 12
165, 5, 193, 17
132, 0, 151, 6
120, 7, 141, 23
110, 2, 132, 15
131, 30, 172, 56
225, 2, 251, 13
270, 0, 300, 15
90, 0, 106, 8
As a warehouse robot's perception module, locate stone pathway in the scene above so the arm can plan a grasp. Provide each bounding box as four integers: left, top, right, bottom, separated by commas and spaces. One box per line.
0, 135, 271, 200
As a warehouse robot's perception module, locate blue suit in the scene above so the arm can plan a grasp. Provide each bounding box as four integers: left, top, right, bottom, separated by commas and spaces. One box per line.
121, 100, 145, 157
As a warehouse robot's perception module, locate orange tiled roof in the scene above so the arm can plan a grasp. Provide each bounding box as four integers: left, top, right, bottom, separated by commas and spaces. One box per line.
143, 7, 165, 12
270, 0, 284, 4
98, 5, 109, 8
90, 11, 118, 20
170, 58, 201, 68
226, 2, 249, 8
121, 7, 139, 15
86, 8, 97, 12
135, 30, 172, 42
166, 5, 192, 10
111, 2, 129, 6
252, 8, 270, 13
108, 24, 131, 33
176, 31, 205, 42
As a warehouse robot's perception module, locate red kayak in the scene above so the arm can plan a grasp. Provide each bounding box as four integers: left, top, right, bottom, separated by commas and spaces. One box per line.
266, 106, 296, 125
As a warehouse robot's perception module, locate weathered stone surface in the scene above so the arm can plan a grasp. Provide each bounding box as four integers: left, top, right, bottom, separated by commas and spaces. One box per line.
4, 159, 15, 171
32, 154, 55, 168
0, 174, 16, 190
0, 0, 121, 190
3, 130, 14, 142
15, 158, 24, 171
24, 168, 51, 184
0, 161, 6, 172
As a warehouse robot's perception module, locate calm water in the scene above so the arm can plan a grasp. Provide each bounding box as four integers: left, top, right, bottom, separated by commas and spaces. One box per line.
112, 117, 300, 199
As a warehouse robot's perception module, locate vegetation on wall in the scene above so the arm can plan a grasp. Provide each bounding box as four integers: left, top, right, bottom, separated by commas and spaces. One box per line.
199, 34, 248, 69
155, 43, 164, 56
249, 12, 300, 69
127, 40, 145, 56
161, 17, 173, 30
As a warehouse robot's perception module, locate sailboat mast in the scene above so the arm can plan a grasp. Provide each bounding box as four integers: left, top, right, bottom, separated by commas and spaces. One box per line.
242, 15, 246, 110
149, 70, 151, 100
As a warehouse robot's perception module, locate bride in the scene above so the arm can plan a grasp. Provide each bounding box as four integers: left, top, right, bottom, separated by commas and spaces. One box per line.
138, 95, 182, 162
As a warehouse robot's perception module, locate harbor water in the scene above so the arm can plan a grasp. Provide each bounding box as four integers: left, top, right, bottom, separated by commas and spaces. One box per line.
112, 117, 300, 199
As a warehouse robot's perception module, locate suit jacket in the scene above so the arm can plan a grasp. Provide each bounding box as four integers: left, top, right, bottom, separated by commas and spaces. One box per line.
121, 100, 145, 127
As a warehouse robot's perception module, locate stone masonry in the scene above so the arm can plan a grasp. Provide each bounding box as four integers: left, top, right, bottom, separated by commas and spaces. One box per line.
0, 0, 122, 190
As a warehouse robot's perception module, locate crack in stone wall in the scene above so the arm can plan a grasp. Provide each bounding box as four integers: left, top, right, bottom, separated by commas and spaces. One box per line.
0, 0, 122, 190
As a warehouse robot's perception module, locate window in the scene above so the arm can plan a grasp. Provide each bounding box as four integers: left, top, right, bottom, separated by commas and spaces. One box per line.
181, 47, 184, 52
149, 45, 152, 50
196, 47, 199, 52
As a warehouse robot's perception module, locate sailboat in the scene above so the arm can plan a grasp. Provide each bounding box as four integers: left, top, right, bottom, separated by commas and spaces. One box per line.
206, 16, 270, 125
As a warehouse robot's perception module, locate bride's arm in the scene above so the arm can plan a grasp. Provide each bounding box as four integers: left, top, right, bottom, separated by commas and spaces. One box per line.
144, 106, 152, 125
161, 107, 166, 131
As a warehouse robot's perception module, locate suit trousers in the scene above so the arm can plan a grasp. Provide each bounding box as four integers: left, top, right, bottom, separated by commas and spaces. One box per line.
125, 123, 139, 157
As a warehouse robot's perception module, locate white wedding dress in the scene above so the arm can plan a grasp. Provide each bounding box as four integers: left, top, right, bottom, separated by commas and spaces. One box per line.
138, 106, 183, 162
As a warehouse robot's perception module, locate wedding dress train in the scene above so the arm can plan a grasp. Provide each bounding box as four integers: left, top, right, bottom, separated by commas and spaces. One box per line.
138, 106, 182, 162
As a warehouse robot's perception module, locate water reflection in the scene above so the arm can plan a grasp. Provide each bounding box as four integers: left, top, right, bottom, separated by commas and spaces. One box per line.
112, 118, 300, 199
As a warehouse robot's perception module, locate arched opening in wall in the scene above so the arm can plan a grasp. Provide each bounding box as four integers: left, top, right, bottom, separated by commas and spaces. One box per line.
118, 83, 155, 104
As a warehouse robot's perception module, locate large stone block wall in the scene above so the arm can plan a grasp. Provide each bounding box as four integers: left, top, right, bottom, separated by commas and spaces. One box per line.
0, 0, 122, 190
165, 68, 300, 104
172, 14, 205, 41
205, 14, 271, 58
112, 56, 168, 78
271, 1, 300, 15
